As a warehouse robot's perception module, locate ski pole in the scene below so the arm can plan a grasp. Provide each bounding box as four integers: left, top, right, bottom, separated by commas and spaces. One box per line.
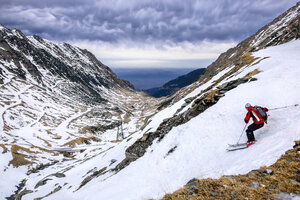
236, 124, 247, 144
269, 104, 299, 111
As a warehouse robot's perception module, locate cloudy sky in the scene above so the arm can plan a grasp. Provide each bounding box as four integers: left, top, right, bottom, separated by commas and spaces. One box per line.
0, 0, 298, 68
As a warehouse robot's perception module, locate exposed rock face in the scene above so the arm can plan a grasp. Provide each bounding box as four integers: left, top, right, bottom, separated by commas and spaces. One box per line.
0, 25, 134, 105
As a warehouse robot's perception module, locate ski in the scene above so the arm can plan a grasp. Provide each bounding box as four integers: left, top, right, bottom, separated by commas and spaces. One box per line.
227, 145, 248, 151
227, 142, 257, 151
228, 143, 247, 147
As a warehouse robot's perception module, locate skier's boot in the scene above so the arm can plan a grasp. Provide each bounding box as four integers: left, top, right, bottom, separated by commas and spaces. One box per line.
246, 139, 255, 147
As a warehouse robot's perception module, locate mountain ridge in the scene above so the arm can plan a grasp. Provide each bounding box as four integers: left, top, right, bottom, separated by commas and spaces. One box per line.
196, 2, 299, 85
0, 2, 299, 200
0, 23, 158, 199
143, 68, 205, 98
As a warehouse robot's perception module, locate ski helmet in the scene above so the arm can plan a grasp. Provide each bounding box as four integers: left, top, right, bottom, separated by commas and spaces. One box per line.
245, 103, 251, 109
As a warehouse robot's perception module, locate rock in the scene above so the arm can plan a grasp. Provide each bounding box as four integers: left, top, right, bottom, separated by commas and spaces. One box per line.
279, 167, 283, 171
52, 172, 66, 178
210, 192, 218, 197
249, 182, 259, 188
186, 178, 198, 187
190, 186, 198, 193
230, 190, 236, 196
249, 77, 258, 82
165, 146, 177, 157
267, 185, 275, 190
290, 179, 300, 185
263, 169, 273, 175
214, 93, 225, 98
186, 188, 193, 195
184, 98, 193, 104
35, 178, 52, 189
110, 159, 117, 165
274, 192, 300, 200
14, 189, 33, 200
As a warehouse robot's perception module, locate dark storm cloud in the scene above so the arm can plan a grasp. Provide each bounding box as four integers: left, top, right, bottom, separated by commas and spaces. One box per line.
0, 0, 299, 43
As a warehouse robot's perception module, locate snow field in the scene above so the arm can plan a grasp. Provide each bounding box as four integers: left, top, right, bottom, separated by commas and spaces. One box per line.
51, 40, 300, 200
1, 23, 299, 200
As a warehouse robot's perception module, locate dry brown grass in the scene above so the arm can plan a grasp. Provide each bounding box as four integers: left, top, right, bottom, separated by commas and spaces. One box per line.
240, 52, 257, 66
37, 136, 52, 147
63, 136, 101, 147
163, 141, 300, 200
9, 145, 37, 167
202, 89, 220, 104
252, 56, 270, 66
243, 69, 261, 79
0, 144, 8, 153
3, 123, 12, 131
110, 140, 122, 143
214, 52, 258, 85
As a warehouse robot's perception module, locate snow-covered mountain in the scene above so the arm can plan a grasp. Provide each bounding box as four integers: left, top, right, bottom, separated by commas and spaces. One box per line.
0, 2, 299, 200
0, 24, 159, 199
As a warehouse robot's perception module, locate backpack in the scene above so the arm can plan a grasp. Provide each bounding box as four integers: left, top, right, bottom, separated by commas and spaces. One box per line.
253, 106, 268, 123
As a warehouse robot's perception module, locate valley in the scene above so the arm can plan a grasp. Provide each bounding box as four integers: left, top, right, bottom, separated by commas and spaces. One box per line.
0, 2, 299, 199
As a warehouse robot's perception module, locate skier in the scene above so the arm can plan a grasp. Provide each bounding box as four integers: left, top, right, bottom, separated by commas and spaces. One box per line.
244, 103, 268, 146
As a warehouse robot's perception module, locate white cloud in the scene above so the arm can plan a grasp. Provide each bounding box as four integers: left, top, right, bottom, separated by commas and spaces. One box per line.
71, 40, 236, 68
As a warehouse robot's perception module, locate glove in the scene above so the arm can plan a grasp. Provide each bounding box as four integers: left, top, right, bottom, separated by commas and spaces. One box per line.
244, 119, 248, 124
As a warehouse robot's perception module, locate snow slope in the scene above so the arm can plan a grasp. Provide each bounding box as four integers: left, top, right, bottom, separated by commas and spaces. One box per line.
42, 40, 300, 200
0, 25, 158, 199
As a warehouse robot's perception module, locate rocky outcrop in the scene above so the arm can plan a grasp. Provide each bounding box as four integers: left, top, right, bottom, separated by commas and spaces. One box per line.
0, 28, 43, 83
0, 25, 135, 105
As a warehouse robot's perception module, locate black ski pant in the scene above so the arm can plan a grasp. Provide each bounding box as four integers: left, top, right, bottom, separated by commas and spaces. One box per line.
246, 123, 264, 142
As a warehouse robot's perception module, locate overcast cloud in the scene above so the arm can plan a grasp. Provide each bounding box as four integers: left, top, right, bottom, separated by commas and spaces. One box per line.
0, 0, 298, 68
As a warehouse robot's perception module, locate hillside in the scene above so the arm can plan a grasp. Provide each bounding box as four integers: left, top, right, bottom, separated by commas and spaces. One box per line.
0, 2, 299, 200
0, 24, 159, 199
58, 39, 298, 200
143, 68, 205, 98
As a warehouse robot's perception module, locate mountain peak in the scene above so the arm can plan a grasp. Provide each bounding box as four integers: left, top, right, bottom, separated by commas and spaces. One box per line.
0, 25, 134, 91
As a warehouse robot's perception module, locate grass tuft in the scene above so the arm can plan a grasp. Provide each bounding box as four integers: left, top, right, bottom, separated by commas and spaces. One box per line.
9, 145, 36, 167
243, 69, 261, 79
63, 136, 101, 148
0, 144, 8, 153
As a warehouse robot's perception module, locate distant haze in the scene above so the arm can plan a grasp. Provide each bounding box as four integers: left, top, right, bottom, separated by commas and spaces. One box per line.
112, 68, 199, 90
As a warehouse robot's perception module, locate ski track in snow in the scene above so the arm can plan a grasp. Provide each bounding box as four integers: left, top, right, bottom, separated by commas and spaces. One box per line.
0, 84, 32, 131
40, 40, 300, 200
54, 108, 93, 136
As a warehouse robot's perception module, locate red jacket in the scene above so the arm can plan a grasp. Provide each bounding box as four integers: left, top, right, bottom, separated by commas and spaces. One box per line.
244, 106, 268, 124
